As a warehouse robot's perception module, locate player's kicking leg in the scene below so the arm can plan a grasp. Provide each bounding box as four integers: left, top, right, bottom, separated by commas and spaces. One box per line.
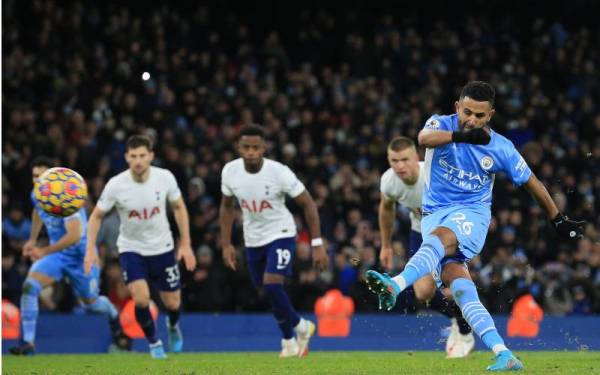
120, 252, 166, 359
407, 229, 474, 358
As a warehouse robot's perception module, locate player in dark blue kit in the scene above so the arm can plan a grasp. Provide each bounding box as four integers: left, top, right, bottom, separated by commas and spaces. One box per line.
366, 82, 584, 371
10, 156, 129, 355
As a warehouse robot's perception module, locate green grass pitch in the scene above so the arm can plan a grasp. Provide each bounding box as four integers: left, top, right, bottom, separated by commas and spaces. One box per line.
3, 351, 600, 374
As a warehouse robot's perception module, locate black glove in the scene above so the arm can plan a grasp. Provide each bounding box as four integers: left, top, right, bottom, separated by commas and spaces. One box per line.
452, 128, 491, 145
551, 213, 585, 240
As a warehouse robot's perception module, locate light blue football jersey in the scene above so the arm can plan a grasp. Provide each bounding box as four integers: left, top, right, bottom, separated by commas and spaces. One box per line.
31, 191, 88, 258
421, 114, 532, 214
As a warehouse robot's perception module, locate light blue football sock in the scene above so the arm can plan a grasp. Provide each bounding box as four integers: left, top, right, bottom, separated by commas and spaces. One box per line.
392, 235, 445, 292
450, 278, 508, 354
21, 278, 42, 344
85, 295, 119, 320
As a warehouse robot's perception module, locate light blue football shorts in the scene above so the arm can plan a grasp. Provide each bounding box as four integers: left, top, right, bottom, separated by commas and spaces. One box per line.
30, 251, 100, 299
421, 204, 491, 287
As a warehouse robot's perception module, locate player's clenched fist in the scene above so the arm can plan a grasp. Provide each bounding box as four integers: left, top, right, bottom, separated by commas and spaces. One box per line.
452, 127, 491, 145
222, 244, 237, 271
551, 214, 585, 240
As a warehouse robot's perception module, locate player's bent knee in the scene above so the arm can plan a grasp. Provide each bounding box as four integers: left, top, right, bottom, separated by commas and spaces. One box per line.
429, 227, 458, 255
22, 278, 42, 296
81, 297, 97, 305
160, 292, 181, 310
414, 286, 436, 302
413, 278, 436, 302
441, 263, 471, 287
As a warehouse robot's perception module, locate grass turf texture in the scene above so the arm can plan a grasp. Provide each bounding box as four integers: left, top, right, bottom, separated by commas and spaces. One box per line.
3, 351, 600, 374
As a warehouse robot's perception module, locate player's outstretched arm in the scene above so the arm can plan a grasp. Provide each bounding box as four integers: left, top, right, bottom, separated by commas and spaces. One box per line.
293, 191, 329, 271
418, 128, 490, 148
219, 195, 237, 271
23, 209, 43, 256
30, 217, 82, 261
84, 206, 105, 275
523, 174, 585, 240
171, 197, 196, 271
378, 194, 396, 270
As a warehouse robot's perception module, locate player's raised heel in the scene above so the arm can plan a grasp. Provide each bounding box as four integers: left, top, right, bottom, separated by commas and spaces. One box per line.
149, 339, 167, 359
296, 320, 316, 358
166, 317, 183, 353
487, 351, 523, 371
365, 270, 400, 311
9, 342, 35, 356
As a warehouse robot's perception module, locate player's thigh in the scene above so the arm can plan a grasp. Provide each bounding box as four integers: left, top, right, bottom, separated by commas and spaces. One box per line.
64, 257, 100, 301
437, 206, 491, 259
119, 251, 150, 286
148, 250, 181, 293
263, 237, 296, 282
441, 262, 471, 288
245, 245, 267, 288
28, 253, 64, 287
413, 275, 437, 302
159, 290, 181, 310
127, 279, 151, 306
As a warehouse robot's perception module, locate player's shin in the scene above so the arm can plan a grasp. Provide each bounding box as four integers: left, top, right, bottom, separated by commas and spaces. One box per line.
134, 305, 158, 344
21, 278, 42, 344
450, 278, 508, 355
166, 308, 180, 328
85, 296, 122, 333
392, 235, 445, 293
263, 283, 300, 339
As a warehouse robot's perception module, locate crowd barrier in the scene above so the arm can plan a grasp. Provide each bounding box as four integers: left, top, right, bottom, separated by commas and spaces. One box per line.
3, 313, 599, 353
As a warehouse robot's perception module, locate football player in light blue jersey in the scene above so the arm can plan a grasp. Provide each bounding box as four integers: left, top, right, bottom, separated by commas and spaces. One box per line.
366, 81, 584, 371
9, 156, 129, 355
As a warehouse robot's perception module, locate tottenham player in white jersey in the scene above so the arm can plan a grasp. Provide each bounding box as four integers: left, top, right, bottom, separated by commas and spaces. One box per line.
84, 135, 196, 359
219, 125, 329, 358
379, 136, 474, 358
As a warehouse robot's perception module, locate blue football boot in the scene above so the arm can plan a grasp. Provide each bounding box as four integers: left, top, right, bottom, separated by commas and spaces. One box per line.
365, 270, 401, 311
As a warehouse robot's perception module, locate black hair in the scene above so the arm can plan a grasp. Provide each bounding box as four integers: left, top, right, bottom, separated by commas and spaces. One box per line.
30, 156, 55, 169
126, 134, 153, 151
460, 81, 496, 107
239, 124, 266, 139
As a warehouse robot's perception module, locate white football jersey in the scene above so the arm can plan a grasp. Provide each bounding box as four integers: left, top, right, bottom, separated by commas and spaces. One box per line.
97, 166, 182, 256
221, 158, 306, 247
380, 162, 425, 233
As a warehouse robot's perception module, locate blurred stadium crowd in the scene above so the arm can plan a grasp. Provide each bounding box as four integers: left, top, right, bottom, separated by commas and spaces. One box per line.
3, 1, 600, 316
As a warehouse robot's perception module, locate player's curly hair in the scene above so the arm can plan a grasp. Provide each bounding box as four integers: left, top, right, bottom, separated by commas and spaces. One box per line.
239, 124, 265, 139
460, 81, 495, 107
